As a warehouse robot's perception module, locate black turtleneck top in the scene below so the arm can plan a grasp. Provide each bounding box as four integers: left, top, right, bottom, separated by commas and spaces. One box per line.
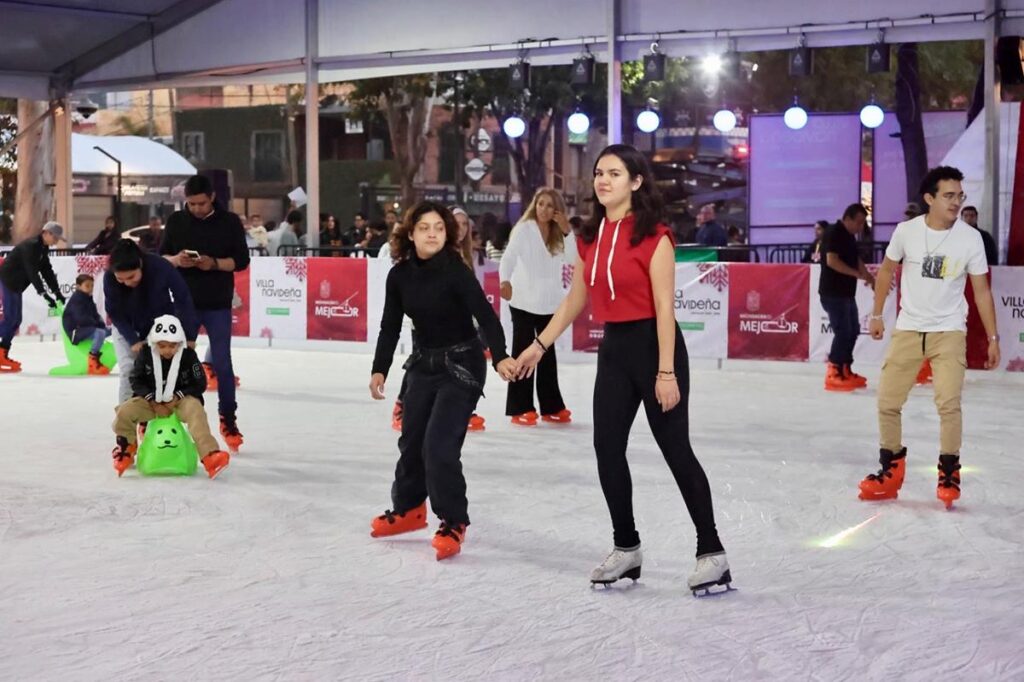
371, 249, 508, 377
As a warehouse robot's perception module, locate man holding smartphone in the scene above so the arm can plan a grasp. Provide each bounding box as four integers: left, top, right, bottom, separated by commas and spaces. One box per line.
161, 174, 251, 451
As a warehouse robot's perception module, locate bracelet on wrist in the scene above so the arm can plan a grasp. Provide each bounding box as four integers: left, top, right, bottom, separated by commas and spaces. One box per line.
869, 314, 883, 321
657, 374, 676, 382
533, 336, 549, 353
657, 370, 675, 376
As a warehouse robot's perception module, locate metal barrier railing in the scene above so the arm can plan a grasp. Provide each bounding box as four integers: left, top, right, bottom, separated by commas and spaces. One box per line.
275, 245, 378, 258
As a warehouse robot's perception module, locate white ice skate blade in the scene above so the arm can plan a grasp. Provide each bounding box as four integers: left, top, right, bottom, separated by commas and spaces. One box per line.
691, 582, 736, 597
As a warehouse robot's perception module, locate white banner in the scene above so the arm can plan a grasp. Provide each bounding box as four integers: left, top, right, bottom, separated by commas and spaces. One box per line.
808, 264, 898, 365
992, 266, 1024, 371
15, 255, 109, 337
249, 257, 307, 341
675, 262, 729, 359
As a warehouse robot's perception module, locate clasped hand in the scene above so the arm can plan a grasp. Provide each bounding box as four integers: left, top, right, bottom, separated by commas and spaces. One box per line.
369, 358, 522, 399
150, 398, 179, 417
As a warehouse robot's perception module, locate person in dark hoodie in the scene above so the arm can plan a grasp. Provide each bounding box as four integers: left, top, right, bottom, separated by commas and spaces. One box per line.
104, 239, 199, 404
0, 221, 66, 372
63, 273, 111, 375
160, 174, 250, 452
111, 314, 229, 479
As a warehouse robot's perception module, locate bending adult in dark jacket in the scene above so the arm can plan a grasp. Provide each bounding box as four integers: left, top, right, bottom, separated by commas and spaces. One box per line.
104, 239, 199, 403
0, 222, 66, 372
85, 216, 120, 255
159, 174, 250, 448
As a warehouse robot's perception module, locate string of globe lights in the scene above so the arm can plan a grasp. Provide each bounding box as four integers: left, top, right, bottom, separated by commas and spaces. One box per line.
501, 34, 891, 140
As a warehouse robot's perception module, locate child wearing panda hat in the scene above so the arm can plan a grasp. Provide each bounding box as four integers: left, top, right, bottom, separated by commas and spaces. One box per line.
111, 314, 230, 479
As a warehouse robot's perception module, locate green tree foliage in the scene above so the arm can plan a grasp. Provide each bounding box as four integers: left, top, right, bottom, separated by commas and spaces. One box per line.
746, 41, 981, 112
345, 75, 437, 209
453, 64, 604, 206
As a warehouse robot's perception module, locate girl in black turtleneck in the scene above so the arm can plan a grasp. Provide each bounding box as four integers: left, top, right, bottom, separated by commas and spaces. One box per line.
368, 201, 517, 560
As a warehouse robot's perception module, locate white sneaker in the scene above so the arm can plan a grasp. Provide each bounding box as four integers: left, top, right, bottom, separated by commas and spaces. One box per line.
590, 546, 642, 584
687, 551, 732, 593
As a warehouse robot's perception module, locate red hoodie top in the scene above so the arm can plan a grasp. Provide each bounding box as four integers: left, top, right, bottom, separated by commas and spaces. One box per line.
578, 213, 674, 323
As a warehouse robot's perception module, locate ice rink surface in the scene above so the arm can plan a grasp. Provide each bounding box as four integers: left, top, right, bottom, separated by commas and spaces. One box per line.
1, 342, 1022, 681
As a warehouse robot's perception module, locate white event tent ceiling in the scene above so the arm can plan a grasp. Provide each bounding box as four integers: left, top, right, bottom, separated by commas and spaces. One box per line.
1, 0, 1024, 99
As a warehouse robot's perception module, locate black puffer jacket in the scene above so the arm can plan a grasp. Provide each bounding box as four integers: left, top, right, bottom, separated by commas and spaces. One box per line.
129, 345, 207, 403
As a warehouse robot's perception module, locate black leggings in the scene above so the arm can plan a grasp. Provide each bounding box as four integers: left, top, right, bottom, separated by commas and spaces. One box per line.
593, 318, 723, 556
505, 306, 566, 415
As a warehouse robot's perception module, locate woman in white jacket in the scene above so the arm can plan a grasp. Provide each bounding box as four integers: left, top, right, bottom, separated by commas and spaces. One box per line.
499, 188, 576, 425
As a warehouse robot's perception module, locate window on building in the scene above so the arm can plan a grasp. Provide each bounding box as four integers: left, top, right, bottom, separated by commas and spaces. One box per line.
252, 130, 285, 182
181, 131, 205, 162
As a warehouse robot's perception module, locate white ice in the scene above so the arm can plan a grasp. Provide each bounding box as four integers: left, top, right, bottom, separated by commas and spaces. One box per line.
2, 341, 1023, 681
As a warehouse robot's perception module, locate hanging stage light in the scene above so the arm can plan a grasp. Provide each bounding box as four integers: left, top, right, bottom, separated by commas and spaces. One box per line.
503, 115, 526, 138
783, 100, 808, 130
636, 109, 660, 133
713, 109, 737, 133
567, 111, 590, 135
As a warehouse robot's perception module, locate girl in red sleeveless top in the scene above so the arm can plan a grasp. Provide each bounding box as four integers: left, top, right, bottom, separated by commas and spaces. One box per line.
516, 145, 730, 593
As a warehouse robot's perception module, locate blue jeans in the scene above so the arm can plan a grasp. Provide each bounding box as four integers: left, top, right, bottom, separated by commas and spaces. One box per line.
77, 326, 111, 355
197, 308, 236, 417
820, 295, 859, 367
0, 285, 23, 349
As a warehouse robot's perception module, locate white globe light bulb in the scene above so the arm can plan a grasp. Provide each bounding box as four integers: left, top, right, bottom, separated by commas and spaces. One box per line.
713, 109, 737, 133
503, 116, 526, 138
567, 111, 590, 135
636, 109, 660, 133
860, 103, 884, 129
784, 105, 808, 130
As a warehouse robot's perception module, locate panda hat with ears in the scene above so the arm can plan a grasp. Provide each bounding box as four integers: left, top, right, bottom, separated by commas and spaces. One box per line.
148, 314, 186, 402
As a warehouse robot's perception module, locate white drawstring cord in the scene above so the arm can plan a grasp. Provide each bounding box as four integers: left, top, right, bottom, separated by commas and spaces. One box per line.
606, 219, 621, 301
589, 217, 605, 287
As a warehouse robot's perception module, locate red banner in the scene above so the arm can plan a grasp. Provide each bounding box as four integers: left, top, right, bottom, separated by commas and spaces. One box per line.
728, 264, 809, 360
231, 268, 250, 337
572, 297, 604, 352
306, 258, 368, 341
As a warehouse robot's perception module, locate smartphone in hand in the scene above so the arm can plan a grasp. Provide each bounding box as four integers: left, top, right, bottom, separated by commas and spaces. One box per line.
183, 250, 200, 260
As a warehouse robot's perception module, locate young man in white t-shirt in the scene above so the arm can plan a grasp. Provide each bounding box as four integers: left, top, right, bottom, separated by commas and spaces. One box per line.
858, 166, 1000, 509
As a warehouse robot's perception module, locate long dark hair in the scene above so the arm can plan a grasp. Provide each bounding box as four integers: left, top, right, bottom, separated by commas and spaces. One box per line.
581, 144, 664, 246
389, 201, 462, 263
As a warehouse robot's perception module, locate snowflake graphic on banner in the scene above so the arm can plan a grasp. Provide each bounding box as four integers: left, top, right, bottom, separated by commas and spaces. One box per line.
697, 263, 729, 292
562, 263, 574, 289
1006, 357, 1024, 372
75, 254, 109, 277
260, 326, 274, 339
284, 257, 307, 282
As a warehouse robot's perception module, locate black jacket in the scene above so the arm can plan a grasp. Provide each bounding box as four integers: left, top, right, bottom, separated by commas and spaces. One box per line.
160, 207, 250, 310
0, 235, 61, 296
86, 227, 120, 255
373, 248, 509, 377
62, 290, 105, 343
130, 345, 206, 403
103, 253, 199, 346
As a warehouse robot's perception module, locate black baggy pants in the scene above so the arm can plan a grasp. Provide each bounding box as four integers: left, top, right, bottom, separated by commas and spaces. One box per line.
593, 319, 724, 556
391, 342, 486, 527
505, 306, 566, 416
